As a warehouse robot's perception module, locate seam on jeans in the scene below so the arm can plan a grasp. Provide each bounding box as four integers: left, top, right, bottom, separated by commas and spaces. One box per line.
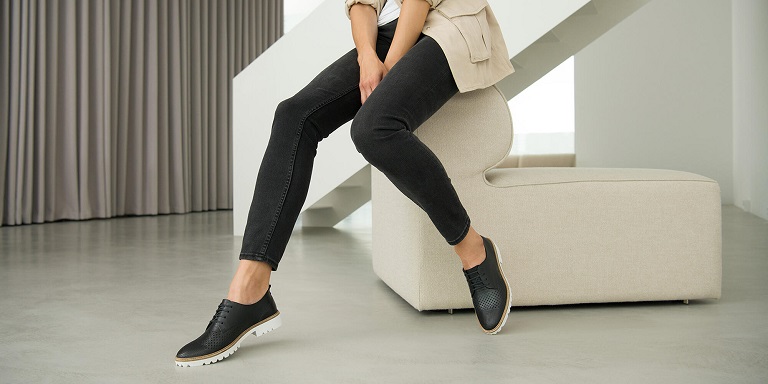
483, 178, 719, 189
447, 215, 471, 245
258, 83, 361, 257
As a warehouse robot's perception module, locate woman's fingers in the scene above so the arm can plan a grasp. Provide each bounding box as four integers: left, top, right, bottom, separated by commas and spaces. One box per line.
358, 54, 389, 105
360, 79, 377, 104
360, 82, 376, 104
360, 83, 368, 104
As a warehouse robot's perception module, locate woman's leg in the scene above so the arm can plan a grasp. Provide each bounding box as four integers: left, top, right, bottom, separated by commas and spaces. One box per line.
237, 48, 362, 271
350, 33, 486, 269
177, 20, 405, 368
229, 20, 400, 304
350, 33, 510, 335
229, 50, 362, 304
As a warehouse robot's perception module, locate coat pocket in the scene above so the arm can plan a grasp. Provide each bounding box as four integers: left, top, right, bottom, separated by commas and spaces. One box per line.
436, 0, 492, 63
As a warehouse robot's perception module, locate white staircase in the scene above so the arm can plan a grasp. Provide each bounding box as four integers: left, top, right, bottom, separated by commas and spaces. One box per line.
232, 0, 651, 235
493, 0, 651, 98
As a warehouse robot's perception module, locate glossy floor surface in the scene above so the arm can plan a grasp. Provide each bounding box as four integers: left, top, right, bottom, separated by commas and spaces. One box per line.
0, 204, 766, 383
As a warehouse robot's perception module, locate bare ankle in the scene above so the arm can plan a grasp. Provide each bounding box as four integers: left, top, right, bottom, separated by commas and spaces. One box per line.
227, 260, 272, 305
454, 226, 486, 270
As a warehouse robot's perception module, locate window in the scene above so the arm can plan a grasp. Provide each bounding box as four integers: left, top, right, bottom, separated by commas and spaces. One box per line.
508, 56, 574, 154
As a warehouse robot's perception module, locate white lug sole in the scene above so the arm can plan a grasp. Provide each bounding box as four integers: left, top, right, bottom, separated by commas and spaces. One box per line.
175, 312, 282, 367
484, 238, 511, 335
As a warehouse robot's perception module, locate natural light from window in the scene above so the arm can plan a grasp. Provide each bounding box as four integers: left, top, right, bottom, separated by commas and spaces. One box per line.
508, 57, 575, 155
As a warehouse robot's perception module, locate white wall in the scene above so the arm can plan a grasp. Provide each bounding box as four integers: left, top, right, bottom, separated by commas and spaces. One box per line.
732, 0, 768, 220
574, 0, 734, 203
284, 0, 325, 32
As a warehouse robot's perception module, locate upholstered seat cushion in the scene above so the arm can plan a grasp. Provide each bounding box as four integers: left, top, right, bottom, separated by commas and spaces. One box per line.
484, 167, 713, 186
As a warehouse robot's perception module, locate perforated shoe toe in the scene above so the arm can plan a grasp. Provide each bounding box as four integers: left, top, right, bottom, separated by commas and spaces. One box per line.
463, 236, 511, 334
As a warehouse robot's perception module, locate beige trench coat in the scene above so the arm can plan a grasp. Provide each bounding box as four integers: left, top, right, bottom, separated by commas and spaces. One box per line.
345, 0, 515, 93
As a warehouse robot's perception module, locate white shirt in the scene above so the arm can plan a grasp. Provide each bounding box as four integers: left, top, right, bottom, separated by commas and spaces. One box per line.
377, 0, 400, 26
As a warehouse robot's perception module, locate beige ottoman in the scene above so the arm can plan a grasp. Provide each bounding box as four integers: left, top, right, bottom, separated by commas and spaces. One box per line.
371, 85, 722, 311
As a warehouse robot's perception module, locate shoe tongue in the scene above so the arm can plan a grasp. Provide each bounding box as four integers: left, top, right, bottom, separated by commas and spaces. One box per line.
463, 264, 480, 274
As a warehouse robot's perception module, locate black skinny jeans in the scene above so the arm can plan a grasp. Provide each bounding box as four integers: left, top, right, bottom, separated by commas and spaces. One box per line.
240, 19, 471, 270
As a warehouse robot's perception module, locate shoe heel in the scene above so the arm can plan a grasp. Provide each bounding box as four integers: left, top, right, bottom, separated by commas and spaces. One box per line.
489, 237, 502, 265
252, 313, 282, 337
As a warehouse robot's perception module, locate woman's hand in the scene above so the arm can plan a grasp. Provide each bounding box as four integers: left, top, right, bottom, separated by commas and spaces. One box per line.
349, 0, 430, 104
358, 51, 388, 104
349, 3, 381, 105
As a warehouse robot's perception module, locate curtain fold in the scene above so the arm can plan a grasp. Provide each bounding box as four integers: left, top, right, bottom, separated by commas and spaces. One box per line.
1, 0, 283, 226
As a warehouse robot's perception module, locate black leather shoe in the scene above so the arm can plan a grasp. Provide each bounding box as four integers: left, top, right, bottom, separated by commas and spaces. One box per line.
175, 286, 281, 367
463, 236, 511, 334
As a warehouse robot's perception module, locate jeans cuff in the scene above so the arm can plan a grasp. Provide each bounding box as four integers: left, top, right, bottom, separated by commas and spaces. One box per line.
447, 216, 471, 246
239, 253, 279, 271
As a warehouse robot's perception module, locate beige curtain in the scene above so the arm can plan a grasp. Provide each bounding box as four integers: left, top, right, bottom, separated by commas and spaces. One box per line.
0, 0, 283, 226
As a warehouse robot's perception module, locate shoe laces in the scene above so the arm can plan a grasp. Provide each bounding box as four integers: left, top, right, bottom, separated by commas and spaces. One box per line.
465, 268, 487, 295
207, 302, 233, 330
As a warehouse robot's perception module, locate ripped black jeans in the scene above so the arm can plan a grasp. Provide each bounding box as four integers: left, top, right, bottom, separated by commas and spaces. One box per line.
239, 19, 471, 270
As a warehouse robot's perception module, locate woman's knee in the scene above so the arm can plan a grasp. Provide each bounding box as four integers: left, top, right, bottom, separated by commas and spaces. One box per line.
350, 111, 380, 159
350, 105, 406, 162
272, 94, 320, 142
274, 95, 306, 123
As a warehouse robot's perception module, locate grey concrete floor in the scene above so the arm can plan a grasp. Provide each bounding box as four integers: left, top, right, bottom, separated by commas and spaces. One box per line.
0, 204, 766, 383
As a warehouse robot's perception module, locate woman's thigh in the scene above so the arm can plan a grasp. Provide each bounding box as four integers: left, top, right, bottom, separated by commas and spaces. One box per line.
353, 34, 459, 135
280, 25, 395, 143
279, 47, 361, 143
